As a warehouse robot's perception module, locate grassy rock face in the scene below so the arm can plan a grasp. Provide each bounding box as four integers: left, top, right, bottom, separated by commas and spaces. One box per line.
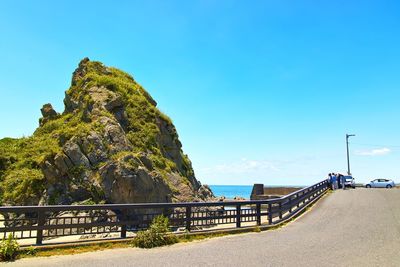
0, 58, 214, 205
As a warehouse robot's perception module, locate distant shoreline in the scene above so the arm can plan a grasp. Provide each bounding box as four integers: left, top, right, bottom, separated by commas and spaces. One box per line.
209, 184, 306, 200
209, 184, 307, 187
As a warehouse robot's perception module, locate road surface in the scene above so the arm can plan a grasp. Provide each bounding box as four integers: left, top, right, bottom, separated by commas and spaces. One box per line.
5, 188, 400, 267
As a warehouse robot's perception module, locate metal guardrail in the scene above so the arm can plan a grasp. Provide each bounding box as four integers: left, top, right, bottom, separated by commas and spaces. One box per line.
0, 180, 329, 245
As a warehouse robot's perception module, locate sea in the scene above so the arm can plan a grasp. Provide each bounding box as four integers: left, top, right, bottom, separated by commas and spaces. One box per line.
209, 185, 253, 199
209, 184, 306, 200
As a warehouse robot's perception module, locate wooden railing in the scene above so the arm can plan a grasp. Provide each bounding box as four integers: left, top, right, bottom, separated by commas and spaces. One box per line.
0, 180, 329, 246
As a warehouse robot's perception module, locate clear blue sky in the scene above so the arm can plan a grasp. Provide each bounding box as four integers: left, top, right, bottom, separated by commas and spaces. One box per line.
1, 0, 399, 185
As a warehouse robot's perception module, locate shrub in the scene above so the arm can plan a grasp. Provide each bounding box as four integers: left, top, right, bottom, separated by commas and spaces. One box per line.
0, 234, 19, 261
132, 215, 178, 248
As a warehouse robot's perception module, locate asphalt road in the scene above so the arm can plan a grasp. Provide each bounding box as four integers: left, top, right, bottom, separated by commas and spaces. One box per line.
5, 188, 400, 267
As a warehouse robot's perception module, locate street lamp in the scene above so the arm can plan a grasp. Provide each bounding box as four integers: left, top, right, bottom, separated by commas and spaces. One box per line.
346, 134, 355, 175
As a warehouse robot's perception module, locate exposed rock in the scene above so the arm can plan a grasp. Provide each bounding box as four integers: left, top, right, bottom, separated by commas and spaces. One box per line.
71, 57, 90, 86
39, 103, 59, 126
79, 131, 108, 166
101, 118, 131, 154
63, 140, 91, 168
64, 92, 79, 113
54, 153, 73, 175
198, 185, 215, 200
40, 160, 59, 183
138, 152, 153, 171
99, 161, 172, 204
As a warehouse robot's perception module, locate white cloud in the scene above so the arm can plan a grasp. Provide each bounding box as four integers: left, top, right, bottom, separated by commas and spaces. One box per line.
201, 158, 280, 174
355, 147, 391, 156
196, 155, 340, 185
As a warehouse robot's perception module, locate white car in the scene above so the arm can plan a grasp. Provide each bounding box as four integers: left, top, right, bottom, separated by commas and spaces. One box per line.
343, 176, 356, 189
365, 179, 395, 188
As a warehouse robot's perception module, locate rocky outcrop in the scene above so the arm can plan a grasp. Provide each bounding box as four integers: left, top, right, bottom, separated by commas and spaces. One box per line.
0, 58, 214, 206
39, 104, 59, 126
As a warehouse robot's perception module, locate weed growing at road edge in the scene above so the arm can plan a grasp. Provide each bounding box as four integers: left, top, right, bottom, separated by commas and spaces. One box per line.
132, 215, 178, 248
0, 234, 19, 261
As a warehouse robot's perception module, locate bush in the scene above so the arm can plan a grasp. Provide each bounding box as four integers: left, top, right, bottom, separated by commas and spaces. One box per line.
0, 234, 19, 261
132, 215, 178, 248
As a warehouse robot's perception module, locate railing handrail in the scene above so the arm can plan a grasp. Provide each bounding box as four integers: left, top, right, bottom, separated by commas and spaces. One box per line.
0, 180, 328, 213
278, 180, 325, 200
0, 179, 329, 246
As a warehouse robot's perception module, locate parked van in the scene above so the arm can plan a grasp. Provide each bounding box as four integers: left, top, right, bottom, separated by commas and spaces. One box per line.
343, 175, 356, 189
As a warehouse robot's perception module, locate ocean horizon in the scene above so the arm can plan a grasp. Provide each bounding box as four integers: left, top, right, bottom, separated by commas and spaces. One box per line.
209, 184, 307, 199
209, 185, 253, 199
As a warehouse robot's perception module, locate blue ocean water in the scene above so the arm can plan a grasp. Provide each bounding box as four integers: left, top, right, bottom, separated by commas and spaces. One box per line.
209, 185, 253, 199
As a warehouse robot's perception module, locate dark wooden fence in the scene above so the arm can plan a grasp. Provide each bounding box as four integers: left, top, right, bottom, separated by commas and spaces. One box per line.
0, 180, 328, 246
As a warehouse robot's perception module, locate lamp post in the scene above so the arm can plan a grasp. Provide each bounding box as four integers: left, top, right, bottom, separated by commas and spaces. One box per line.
346, 134, 355, 175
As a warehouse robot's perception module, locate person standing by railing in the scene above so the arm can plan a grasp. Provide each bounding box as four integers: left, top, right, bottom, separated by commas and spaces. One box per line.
331, 173, 338, 190
340, 174, 346, 190
327, 173, 332, 188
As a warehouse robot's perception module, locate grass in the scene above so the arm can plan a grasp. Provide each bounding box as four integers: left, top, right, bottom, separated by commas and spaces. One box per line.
18, 232, 239, 259
19, 242, 131, 259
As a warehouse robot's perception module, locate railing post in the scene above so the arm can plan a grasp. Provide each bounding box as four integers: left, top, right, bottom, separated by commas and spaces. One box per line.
120, 209, 127, 238
268, 203, 273, 225
297, 193, 300, 208
288, 197, 292, 213
36, 210, 45, 245
236, 204, 241, 228
279, 202, 282, 220
256, 203, 261, 226
185, 206, 191, 232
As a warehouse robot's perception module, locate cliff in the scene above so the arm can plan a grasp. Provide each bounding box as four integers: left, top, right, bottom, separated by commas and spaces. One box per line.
0, 58, 213, 205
